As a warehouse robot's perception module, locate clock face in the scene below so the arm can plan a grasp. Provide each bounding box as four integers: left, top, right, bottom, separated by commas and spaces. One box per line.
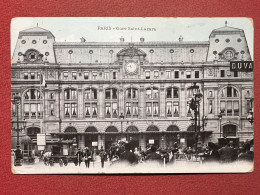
126, 62, 138, 73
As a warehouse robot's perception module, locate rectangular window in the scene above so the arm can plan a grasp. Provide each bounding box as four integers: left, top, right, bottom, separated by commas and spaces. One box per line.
186, 71, 191, 79
37, 73, 41, 79
246, 99, 252, 113
234, 71, 238, 77
153, 102, 159, 116
104, 72, 109, 80
166, 71, 171, 79
71, 103, 77, 116
71, 90, 77, 99
24, 103, 30, 118
154, 71, 159, 79
220, 101, 226, 115
145, 71, 150, 79
113, 72, 117, 79
227, 87, 232, 97
227, 101, 232, 116
85, 89, 90, 99
105, 103, 111, 118
92, 103, 97, 117
166, 102, 172, 117
175, 71, 179, 79
126, 102, 131, 117
24, 73, 28, 79
195, 71, 199, 78
85, 103, 90, 117
209, 91, 213, 98
187, 104, 192, 116
166, 88, 172, 98
133, 102, 138, 116
112, 89, 117, 99
64, 103, 70, 117
105, 89, 111, 99
49, 92, 54, 99
72, 72, 77, 80
173, 89, 178, 98
209, 100, 213, 114
50, 102, 54, 116
37, 103, 42, 118
63, 72, 68, 80
84, 72, 89, 80
146, 102, 152, 116
31, 72, 35, 79
31, 104, 36, 119
92, 72, 97, 80
234, 101, 239, 116
221, 70, 225, 77
173, 102, 179, 117
112, 102, 118, 117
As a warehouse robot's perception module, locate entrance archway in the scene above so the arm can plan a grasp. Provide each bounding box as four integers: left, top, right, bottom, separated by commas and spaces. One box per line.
126, 126, 139, 149
166, 125, 180, 148
105, 126, 119, 149
146, 125, 160, 148
85, 126, 98, 148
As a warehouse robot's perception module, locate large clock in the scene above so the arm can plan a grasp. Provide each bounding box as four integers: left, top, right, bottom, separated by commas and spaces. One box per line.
27, 50, 38, 62
126, 62, 138, 74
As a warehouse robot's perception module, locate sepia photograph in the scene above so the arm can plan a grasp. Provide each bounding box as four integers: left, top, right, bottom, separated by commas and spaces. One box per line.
11, 17, 254, 174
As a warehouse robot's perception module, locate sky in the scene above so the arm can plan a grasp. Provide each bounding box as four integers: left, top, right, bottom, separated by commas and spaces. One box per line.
11, 17, 254, 58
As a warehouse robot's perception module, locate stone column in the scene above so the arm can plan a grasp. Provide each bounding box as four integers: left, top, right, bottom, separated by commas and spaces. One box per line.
139, 85, 145, 119
44, 88, 49, 119
119, 85, 124, 116
139, 134, 146, 151
160, 84, 165, 118
98, 134, 105, 149
78, 88, 83, 119
78, 134, 85, 148
98, 85, 104, 119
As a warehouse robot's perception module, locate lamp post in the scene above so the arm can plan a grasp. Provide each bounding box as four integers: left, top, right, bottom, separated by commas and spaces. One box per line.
246, 98, 254, 125
119, 113, 124, 141
11, 96, 27, 146
218, 112, 222, 138
188, 82, 203, 154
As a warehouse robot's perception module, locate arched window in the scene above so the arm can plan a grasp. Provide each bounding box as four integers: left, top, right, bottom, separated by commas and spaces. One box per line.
126, 126, 139, 132
64, 88, 78, 118
146, 87, 159, 117
105, 88, 118, 118
84, 88, 98, 118
23, 89, 43, 119
166, 87, 179, 117
125, 88, 139, 118
85, 126, 98, 133
105, 126, 118, 132
167, 125, 180, 131
146, 125, 159, 131
220, 86, 239, 116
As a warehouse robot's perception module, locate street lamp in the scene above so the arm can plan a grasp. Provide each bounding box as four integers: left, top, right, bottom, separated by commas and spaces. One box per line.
119, 113, 124, 141
246, 98, 254, 125
218, 112, 222, 137
11, 96, 27, 146
188, 82, 203, 154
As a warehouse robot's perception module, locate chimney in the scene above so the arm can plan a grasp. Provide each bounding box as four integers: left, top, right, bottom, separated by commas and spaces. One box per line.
140, 37, 145, 42
179, 35, 183, 42
120, 36, 125, 42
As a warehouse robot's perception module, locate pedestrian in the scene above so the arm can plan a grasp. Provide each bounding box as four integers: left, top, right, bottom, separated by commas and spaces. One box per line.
119, 143, 138, 165
84, 147, 92, 168
145, 145, 162, 162
14, 145, 23, 166
99, 146, 107, 168
205, 142, 220, 162
237, 143, 254, 162
218, 141, 236, 163
76, 148, 84, 166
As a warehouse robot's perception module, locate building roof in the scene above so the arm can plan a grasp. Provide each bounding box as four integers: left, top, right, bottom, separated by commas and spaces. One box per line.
18, 26, 55, 39
213, 26, 243, 32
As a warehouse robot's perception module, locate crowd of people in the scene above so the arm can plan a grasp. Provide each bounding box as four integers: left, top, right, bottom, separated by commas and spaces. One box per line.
19, 138, 253, 168
71, 139, 254, 168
